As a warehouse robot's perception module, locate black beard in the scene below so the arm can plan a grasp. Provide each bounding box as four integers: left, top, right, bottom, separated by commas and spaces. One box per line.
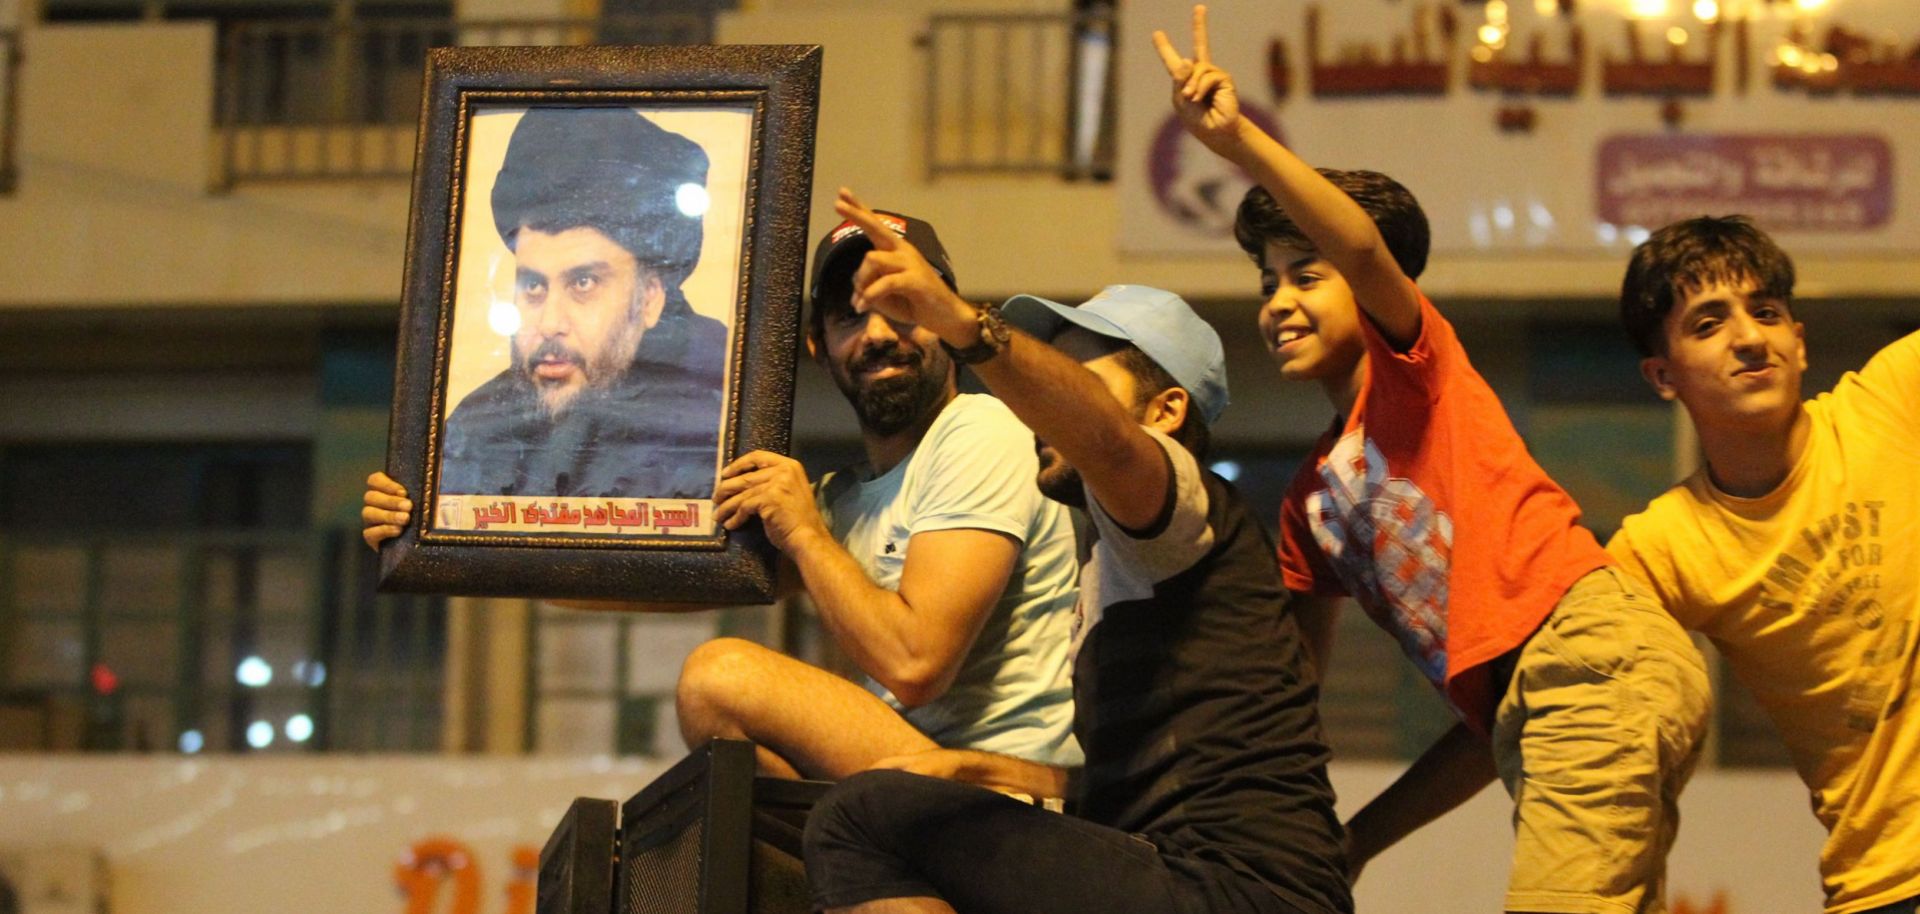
512, 329, 636, 420
839, 343, 949, 436
853, 374, 941, 435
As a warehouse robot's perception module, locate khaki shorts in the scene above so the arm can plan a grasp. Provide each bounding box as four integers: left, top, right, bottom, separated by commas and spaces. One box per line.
1492, 567, 1711, 914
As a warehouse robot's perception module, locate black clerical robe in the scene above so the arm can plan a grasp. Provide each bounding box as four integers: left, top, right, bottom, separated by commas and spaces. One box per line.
439, 305, 728, 499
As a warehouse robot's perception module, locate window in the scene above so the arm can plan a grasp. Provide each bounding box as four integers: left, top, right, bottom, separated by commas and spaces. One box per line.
0, 443, 445, 752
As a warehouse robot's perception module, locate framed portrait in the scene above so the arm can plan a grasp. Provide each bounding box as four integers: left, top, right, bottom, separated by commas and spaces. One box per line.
377, 44, 821, 603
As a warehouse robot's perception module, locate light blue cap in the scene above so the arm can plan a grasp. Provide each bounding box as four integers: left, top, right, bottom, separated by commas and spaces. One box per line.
1002, 284, 1230, 424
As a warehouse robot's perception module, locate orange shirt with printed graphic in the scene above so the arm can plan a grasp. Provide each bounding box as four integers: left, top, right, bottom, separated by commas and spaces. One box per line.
1278, 293, 1612, 734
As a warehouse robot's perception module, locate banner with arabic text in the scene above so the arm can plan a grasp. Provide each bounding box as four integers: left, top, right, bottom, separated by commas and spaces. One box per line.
1117, 0, 1920, 256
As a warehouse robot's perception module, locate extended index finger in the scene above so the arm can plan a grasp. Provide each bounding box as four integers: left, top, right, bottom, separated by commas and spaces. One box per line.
834, 187, 900, 252
1192, 4, 1211, 65
1151, 29, 1186, 76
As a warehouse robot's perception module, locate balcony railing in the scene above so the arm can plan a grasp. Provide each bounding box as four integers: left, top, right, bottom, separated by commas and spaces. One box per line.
922, 10, 1116, 181
213, 14, 708, 187
2, 30, 20, 194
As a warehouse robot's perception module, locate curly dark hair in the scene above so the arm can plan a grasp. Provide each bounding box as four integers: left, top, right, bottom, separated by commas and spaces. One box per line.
1233, 169, 1431, 280
1618, 216, 1796, 357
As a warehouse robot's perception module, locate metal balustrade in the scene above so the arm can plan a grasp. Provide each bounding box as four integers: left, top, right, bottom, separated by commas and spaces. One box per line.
1, 30, 20, 194
922, 10, 1115, 181
213, 14, 707, 187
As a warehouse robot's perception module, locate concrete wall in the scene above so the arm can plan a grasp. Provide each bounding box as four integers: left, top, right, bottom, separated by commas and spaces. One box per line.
2, 7, 1913, 454
1, 7, 1912, 454
3, 4, 1917, 315
0, 755, 1829, 914
5, 23, 414, 308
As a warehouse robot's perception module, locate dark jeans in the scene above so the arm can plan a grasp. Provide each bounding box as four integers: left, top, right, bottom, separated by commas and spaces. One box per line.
802, 769, 1306, 914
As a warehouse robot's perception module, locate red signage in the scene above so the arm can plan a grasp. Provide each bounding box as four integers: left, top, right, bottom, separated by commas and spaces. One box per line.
394, 838, 538, 914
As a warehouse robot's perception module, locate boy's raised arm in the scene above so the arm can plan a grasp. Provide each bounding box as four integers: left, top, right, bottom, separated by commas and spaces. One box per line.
1153, 5, 1424, 347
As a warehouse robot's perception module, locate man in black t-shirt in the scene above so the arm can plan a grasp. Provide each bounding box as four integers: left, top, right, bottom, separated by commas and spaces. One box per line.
801, 192, 1350, 914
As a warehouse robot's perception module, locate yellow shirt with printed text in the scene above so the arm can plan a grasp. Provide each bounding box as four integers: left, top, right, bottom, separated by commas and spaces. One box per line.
1608, 332, 1920, 914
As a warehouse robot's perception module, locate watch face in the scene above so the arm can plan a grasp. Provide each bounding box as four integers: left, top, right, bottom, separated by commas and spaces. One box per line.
944, 307, 1008, 364
981, 304, 1011, 343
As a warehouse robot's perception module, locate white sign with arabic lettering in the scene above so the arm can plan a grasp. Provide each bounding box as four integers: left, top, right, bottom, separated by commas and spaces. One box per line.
1117, 0, 1920, 255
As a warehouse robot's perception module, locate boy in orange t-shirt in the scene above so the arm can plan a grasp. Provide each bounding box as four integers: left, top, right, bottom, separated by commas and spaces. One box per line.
1156, 8, 1710, 912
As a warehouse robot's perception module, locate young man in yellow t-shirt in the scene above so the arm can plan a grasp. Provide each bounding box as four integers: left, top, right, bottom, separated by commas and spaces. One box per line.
1608, 215, 1919, 914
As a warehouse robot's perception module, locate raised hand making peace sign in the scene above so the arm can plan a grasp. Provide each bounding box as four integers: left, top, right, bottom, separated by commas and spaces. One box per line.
1152, 5, 1245, 153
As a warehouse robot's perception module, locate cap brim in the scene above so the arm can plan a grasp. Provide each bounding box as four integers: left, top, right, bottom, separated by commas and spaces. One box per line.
810, 238, 872, 301
811, 235, 958, 303
1002, 294, 1134, 345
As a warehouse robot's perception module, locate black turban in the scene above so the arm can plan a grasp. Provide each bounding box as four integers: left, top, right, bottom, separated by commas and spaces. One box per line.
490, 106, 710, 291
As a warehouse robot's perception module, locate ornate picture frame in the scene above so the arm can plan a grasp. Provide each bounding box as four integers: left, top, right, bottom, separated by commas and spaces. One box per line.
378, 44, 821, 602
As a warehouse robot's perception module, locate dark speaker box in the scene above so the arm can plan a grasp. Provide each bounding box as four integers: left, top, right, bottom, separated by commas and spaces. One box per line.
536, 739, 829, 914
539, 797, 618, 914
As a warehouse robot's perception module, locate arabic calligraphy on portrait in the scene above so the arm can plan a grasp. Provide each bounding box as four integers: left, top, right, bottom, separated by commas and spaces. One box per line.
435, 494, 714, 537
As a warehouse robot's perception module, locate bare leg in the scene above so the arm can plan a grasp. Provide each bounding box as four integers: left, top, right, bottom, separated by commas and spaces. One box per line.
827, 900, 956, 914
674, 638, 938, 780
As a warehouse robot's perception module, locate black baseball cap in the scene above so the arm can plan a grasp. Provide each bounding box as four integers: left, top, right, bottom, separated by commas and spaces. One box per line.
809, 211, 958, 306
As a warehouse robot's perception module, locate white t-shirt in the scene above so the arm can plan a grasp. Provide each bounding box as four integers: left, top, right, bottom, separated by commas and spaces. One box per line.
817, 394, 1082, 766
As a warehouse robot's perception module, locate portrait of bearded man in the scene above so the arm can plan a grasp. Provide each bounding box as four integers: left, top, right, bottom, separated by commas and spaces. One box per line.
437, 106, 730, 500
